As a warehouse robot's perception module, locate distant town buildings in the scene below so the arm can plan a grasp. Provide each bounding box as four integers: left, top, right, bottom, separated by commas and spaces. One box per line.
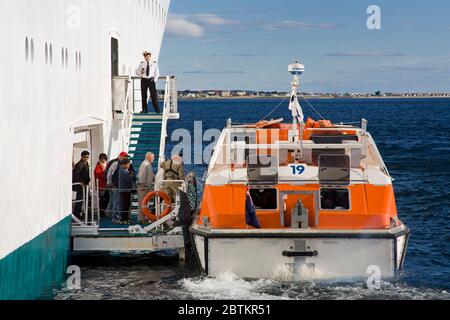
176, 90, 450, 99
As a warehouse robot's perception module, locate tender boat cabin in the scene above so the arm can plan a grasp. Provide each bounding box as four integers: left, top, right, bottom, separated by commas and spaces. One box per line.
198, 118, 398, 230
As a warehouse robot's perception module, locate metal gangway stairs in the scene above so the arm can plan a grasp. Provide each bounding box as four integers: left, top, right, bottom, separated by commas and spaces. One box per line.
71, 76, 185, 257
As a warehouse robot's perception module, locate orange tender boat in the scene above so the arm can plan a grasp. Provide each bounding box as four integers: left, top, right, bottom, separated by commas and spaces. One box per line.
190, 62, 410, 281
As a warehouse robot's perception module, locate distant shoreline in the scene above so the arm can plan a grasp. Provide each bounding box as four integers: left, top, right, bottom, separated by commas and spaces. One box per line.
178, 95, 450, 101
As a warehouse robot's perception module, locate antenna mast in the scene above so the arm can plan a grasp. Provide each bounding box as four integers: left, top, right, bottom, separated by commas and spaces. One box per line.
288, 61, 305, 160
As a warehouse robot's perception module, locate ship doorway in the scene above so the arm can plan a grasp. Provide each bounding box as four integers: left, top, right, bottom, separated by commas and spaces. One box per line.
111, 38, 119, 77
71, 124, 105, 183
73, 130, 92, 167
71, 124, 105, 215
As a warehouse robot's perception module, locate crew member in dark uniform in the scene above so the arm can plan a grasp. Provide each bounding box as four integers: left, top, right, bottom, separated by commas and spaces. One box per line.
136, 51, 160, 114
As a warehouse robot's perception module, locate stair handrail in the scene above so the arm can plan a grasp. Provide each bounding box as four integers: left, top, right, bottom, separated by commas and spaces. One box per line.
158, 76, 171, 165
122, 76, 133, 152
71, 183, 99, 227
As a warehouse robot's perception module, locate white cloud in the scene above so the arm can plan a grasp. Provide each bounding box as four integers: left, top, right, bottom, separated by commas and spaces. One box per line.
166, 13, 239, 38
326, 51, 406, 57
193, 13, 238, 26
166, 14, 205, 38
266, 21, 338, 31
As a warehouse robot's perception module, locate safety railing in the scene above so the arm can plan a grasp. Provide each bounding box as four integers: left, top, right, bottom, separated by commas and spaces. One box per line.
159, 85, 170, 165
71, 182, 101, 235
71, 182, 86, 225
142, 180, 186, 234
93, 180, 187, 235
130, 76, 178, 166
164, 76, 179, 116
121, 77, 133, 152
111, 75, 134, 152
130, 76, 178, 114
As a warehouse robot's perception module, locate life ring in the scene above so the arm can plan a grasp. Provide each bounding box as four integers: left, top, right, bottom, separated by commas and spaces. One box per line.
141, 191, 173, 222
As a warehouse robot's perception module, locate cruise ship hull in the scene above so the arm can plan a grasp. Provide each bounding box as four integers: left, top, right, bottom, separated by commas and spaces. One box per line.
191, 225, 410, 281
0, 0, 170, 299
0, 217, 72, 300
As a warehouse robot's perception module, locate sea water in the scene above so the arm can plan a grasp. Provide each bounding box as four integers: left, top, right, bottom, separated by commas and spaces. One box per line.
47, 98, 450, 300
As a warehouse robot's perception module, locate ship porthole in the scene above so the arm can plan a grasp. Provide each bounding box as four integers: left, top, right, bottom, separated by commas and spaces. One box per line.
61, 47, 65, 68
65, 48, 68, 69
25, 37, 29, 62
45, 43, 48, 65
49, 44, 53, 66
30, 38, 34, 63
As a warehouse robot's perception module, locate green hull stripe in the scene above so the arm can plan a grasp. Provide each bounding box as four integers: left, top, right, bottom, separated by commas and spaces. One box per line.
0, 216, 71, 300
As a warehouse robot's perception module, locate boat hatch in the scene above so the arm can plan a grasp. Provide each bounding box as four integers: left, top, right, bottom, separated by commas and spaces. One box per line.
311, 134, 359, 144
247, 154, 278, 185
318, 154, 351, 186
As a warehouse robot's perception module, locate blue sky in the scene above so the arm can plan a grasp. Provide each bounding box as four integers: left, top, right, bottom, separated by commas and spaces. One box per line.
160, 0, 450, 92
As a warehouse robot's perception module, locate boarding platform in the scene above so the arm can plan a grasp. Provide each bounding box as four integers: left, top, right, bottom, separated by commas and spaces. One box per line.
71, 76, 184, 257
71, 194, 185, 258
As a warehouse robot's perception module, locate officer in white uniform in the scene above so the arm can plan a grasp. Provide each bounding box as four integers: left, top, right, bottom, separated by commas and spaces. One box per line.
136, 51, 160, 114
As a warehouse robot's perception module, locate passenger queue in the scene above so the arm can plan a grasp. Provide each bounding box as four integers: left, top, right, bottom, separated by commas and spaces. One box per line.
72, 151, 186, 225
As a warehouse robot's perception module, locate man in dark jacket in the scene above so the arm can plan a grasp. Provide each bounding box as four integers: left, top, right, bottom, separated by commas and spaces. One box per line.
72, 151, 91, 218
106, 152, 128, 222
118, 158, 135, 224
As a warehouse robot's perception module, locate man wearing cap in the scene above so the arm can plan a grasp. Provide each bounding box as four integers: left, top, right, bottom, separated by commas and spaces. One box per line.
136, 51, 160, 114
106, 152, 129, 223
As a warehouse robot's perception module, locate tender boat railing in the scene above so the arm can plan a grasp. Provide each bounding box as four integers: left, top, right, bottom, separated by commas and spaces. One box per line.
204, 120, 398, 185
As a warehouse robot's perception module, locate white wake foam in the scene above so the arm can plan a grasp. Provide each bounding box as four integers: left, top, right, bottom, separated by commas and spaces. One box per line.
180, 271, 290, 300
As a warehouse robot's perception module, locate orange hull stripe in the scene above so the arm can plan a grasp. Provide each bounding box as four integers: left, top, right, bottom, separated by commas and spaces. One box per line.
198, 184, 397, 229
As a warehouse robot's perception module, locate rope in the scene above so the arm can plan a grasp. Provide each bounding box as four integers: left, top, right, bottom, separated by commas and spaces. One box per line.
98, 186, 153, 192
257, 95, 327, 123
299, 95, 326, 120
258, 97, 288, 122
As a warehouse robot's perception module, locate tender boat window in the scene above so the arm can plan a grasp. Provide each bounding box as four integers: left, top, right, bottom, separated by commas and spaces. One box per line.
320, 188, 350, 210
312, 149, 345, 166
318, 154, 351, 185
247, 154, 278, 185
249, 188, 278, 210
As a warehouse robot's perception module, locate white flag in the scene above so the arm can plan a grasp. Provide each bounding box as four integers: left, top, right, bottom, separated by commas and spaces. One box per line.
289, 95, 304, 124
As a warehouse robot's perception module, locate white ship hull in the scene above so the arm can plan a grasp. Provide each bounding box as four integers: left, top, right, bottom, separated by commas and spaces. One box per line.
191, 225, 410, 281
0, 0, 170, 299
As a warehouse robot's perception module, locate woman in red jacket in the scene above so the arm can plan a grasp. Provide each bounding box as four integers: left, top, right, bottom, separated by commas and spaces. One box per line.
95, 153, 109, 217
